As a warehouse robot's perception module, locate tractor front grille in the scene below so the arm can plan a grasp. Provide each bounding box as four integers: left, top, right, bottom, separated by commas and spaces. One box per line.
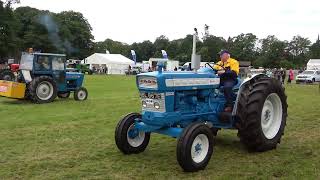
140, 92, 166, 112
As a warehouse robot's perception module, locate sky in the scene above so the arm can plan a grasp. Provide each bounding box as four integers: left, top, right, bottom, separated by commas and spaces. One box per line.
15, 0, 320, 44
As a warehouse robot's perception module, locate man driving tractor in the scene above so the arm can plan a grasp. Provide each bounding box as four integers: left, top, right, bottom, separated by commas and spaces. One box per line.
214, 50, 240, 112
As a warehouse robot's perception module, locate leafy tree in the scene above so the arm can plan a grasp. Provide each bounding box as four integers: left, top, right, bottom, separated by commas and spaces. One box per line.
256, 35, 288, 68
55, 11, 94, 59
309, 38, 320, 59
228, 33, 258, 62
0, 0, 20, 62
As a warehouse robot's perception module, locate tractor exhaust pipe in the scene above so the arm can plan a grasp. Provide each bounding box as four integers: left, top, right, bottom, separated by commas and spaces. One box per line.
191, 28, 201, 72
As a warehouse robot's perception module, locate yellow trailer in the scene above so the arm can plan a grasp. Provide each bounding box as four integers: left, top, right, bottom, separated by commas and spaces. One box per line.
0, 80, 26, 99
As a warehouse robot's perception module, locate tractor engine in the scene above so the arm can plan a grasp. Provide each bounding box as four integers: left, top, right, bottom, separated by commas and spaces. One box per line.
137, 67, 226, 129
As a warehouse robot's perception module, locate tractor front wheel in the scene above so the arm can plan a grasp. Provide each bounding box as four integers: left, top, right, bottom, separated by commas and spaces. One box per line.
28, 76, 57, 104
115, 113, 150, 154
177, 122, 214, 172
74, 87, 88, 101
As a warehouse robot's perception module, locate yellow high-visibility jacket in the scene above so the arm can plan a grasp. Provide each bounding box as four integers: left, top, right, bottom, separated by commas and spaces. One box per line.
213, 58, 240, 75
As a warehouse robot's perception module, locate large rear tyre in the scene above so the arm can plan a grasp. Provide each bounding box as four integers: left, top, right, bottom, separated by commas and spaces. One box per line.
177, 122, 214, 172
28, 76, 57, 104
115, 113, 150, 154
0, 70, 15, 81
236, 77, 287, 152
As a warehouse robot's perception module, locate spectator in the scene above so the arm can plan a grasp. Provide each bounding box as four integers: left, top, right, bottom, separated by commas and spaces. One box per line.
288, 69, 294, 83
174, 66, 178, 71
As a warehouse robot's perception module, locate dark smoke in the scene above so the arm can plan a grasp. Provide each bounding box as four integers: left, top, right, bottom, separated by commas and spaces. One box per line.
38, 14, 78, 54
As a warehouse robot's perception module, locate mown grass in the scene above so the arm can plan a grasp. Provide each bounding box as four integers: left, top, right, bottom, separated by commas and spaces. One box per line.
0, 75, 319, 179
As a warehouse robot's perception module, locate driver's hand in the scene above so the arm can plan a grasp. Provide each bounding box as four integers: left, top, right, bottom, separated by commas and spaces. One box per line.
217, 70, 225, 75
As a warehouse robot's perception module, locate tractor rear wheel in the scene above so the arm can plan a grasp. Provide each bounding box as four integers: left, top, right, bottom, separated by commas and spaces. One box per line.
0, 70, 15, 81
236, 77, 287, 152
115, 113, 150, 154
28, 76, 57, 104
74, 87, 88, 101
58, 92, 70, 98
177, 122, 214, 172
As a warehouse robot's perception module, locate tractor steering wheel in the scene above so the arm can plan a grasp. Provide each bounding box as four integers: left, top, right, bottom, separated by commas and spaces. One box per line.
205, 63, 225, 71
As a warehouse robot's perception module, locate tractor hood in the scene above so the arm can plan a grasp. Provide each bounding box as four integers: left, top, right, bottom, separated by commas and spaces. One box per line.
66, 72, 84, 80
136, 68, 220, 91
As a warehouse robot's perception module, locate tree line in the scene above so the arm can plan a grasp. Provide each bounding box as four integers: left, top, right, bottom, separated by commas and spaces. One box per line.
1, 0, 320, 68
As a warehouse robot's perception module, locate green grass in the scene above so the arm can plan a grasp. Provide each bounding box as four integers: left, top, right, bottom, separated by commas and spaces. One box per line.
0, 75, 319, 179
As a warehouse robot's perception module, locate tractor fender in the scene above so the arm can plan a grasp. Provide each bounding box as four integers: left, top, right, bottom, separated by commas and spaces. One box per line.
232, 73, 268, 116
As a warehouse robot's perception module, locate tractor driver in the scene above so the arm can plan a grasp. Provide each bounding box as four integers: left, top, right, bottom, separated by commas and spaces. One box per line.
214, 50, 240, 112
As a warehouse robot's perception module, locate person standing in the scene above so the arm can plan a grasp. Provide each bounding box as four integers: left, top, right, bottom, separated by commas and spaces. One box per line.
288, 69, 294, 83
281, 68, 286, 84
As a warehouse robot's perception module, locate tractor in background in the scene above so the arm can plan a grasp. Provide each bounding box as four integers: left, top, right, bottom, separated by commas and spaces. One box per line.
0, 60, 19, 81
115, 30, 288, 172
66, 60, 93, 75
0, 52, 88, 103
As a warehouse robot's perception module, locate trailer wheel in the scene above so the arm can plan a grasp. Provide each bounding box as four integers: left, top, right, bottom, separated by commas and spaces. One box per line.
28, 76, 57, 104
237, 77, 287, 151
177, 122, 214, 172
0, 70, 15, 81
58, 92, 70, 98
115, 113, 150, 154
74, 87, 88, 101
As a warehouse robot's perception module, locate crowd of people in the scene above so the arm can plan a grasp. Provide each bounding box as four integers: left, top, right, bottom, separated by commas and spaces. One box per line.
264, 68, 295, 84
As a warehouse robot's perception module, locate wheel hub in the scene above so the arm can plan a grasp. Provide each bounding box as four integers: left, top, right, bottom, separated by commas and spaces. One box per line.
77, 90, 86, 100
261, 93, 283, 139
127, 124, 145, 147
191, 134, 209, 163
36, 82, 53, 100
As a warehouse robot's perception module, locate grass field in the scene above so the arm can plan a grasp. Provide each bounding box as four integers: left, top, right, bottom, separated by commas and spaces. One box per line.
0, 75, 319, 179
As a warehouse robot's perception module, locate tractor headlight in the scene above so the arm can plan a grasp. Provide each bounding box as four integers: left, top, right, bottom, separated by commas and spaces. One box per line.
154, 102, 160, 109
142, 101, 147, 108
140, 92, 165, 112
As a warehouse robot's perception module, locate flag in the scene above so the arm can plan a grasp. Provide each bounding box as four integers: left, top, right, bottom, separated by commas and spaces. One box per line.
161, 50, 168, 59
131, 50, 136, 64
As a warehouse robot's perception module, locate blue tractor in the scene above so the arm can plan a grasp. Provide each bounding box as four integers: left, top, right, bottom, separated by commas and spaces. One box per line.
115, 32, 287, 172
17, 52, 88, 103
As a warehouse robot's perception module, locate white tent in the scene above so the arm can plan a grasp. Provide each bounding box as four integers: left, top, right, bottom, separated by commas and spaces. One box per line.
307, 59, 320, 70
85, 53, 134, 74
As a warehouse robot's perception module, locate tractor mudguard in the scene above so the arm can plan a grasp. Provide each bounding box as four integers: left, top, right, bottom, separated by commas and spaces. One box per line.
232, 73, 268, 116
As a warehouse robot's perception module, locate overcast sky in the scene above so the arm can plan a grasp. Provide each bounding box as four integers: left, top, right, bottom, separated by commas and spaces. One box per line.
15, 0, 320, 44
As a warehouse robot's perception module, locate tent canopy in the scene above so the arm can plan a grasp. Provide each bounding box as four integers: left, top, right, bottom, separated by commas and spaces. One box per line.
85, 53, 134, 74
307, 59, 320, 70
86, 53, 134, 65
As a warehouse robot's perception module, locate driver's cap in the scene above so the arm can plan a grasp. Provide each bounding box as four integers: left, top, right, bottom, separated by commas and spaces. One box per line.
218, 50, 230, 56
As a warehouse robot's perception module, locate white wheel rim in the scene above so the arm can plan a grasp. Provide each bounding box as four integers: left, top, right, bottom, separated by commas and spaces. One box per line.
3, 75, 12, 81
191, 134, 209, 163
36, 81, 54, 100
127, 124, 145, 147
261, 93, 283, 139
77, 90, 86, 100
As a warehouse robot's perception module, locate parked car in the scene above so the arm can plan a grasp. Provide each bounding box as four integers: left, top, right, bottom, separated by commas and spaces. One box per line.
296, 70, 320, 83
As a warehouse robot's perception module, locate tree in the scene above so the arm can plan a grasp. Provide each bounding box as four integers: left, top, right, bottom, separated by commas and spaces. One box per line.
0, 0, 20, 62
55, 11, 94, 59
202, 35, 227, 62
255, 35, 287, 68
228, 33, 258, 62
94, 39, 130, 57
309, 38, 320, 59
130, 40, 155, 61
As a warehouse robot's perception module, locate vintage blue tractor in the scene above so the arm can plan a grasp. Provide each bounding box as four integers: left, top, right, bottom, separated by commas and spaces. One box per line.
115, 32, 287, 172
14, 52, 88, 103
